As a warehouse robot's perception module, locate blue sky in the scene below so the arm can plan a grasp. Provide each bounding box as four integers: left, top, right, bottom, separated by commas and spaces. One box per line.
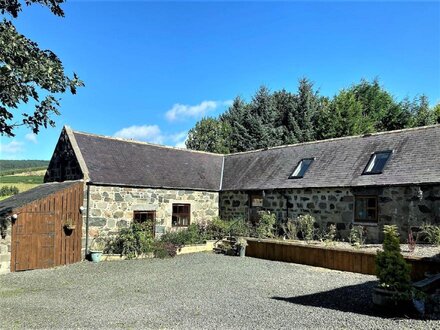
1, 1, 439, 160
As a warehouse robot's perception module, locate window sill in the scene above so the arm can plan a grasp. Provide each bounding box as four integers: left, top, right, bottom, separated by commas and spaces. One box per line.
353, 222, 378, 226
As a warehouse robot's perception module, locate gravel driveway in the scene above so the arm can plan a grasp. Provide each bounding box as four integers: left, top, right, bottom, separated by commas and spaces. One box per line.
0, 253, 438, 329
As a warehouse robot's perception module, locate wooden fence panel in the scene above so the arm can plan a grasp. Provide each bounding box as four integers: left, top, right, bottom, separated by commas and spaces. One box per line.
245, 238, 439, 280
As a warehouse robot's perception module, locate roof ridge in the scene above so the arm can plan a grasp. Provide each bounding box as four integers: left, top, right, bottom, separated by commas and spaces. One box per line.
71, 129, 225, 157
225, 124, 440, 156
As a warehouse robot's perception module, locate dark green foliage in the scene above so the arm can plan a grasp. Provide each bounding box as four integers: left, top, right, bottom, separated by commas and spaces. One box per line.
434, 103, 440, 124
255, 211, 276, 238
376, 225, 412, 293
419, 223, 440, 246
1, 0, 65, 18
206, 217, 250, 239
0, 160, 49, 174
160, 223, 207, 247
0, 185, 19, 196
153, 241, 177, 258
186, 117, 231, 153
104, 223, 154, 259
349, 225, 366, 247
186, 78, 437, 154
296, 214, 315, 241
1, 0, 83, 137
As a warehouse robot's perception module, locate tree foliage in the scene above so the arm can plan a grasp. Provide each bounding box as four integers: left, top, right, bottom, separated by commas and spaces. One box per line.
1, 0, 83, 137
186, 117, 231, 154
186, 78, 438, 153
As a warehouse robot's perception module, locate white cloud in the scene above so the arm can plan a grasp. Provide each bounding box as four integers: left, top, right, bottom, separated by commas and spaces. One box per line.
114, 126, 189, 149
165, 100, 232, 122
0, 140, 24, 156
170, 131, 188, 148
114, 125, 164, 144
175, 140, 187, 148
25, 133, 38, 144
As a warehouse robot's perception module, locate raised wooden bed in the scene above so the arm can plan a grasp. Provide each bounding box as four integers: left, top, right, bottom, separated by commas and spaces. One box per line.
245, 238, 440, 280
176, 241, 216, 255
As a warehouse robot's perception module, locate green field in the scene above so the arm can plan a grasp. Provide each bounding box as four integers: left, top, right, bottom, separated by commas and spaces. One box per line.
0, 160, 48, 200
0, 160, 49, 175
0, 175, 44, 184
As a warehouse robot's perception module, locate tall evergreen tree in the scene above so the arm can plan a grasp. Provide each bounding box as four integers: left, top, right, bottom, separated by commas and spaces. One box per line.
295, 78, 320, 142
273, 89, 301, 144
220, 97, 252, 152
411, 95, 435, 127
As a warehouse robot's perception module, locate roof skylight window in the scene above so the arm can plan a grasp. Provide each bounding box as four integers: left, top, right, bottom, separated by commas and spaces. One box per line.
289, 158, 314, 179
363, 150, 392, 175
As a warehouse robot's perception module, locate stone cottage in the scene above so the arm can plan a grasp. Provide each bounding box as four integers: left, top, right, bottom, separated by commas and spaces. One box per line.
1, 125, 439, 273
43, 124, 439, 245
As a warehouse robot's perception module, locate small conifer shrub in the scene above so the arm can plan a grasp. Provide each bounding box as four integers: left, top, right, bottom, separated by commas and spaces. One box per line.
375, 225, 412, 295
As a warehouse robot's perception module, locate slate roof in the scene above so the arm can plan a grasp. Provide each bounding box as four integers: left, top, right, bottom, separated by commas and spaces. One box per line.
63, 125, 439, 192
72, 131, 224, 191
0, 181, 81, 216
221, 125, 440, 190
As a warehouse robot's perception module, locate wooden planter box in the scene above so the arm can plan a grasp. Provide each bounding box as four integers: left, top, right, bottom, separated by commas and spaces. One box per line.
245, 238, 440, 281
101, 241, 216, 260
176, 241, 216, 255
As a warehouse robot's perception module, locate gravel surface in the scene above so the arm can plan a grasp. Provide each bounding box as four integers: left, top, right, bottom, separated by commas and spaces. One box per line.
0, 253, 438, 329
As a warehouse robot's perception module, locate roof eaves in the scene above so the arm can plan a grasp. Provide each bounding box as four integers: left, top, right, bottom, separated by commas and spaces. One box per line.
87, 181, 221, 192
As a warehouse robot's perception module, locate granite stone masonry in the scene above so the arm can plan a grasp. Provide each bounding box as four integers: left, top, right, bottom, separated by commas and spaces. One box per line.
220, 185, 440, 242
83, 185, 219, 247
0, 219, 11, 274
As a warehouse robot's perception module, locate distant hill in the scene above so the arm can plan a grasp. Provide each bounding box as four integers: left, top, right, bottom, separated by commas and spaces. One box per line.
0, 160, 49, 175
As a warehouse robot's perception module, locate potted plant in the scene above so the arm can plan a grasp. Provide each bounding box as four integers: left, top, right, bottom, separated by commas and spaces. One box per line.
89, 238, 105, 263
236, 237, 248, 257
63, 218, 76, 231
373, 225, 413, 312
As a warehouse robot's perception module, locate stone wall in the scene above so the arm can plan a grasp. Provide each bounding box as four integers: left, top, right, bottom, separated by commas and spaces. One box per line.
220, 185, 440, 242
44, 128, 83, 183
0, 217, 12, 274
82, 185, 219, 251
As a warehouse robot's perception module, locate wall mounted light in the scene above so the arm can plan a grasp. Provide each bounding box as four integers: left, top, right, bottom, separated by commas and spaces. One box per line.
79, 206, 85, 214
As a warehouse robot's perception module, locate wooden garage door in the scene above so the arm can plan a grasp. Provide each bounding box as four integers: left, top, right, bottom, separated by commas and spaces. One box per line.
11, 182, 84, 272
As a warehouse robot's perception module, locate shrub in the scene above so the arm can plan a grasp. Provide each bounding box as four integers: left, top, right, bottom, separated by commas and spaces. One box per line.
153, 241, 177, 258
419, 223, 440, 246
349, 225, 366, 247
104, 222, 154, 259
206, 217, 250, 239
281, 219, 298, 240
161, 223, 207, 247
206, 217, 230, 239
296, 214, 315, 241
323, 224, 337, 244
256, 211, 276, 238
375, 225, 411, 294
0, 185, 19, 197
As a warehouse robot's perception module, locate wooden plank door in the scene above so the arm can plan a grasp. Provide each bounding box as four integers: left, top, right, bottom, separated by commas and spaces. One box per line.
12, 207, 56, 272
